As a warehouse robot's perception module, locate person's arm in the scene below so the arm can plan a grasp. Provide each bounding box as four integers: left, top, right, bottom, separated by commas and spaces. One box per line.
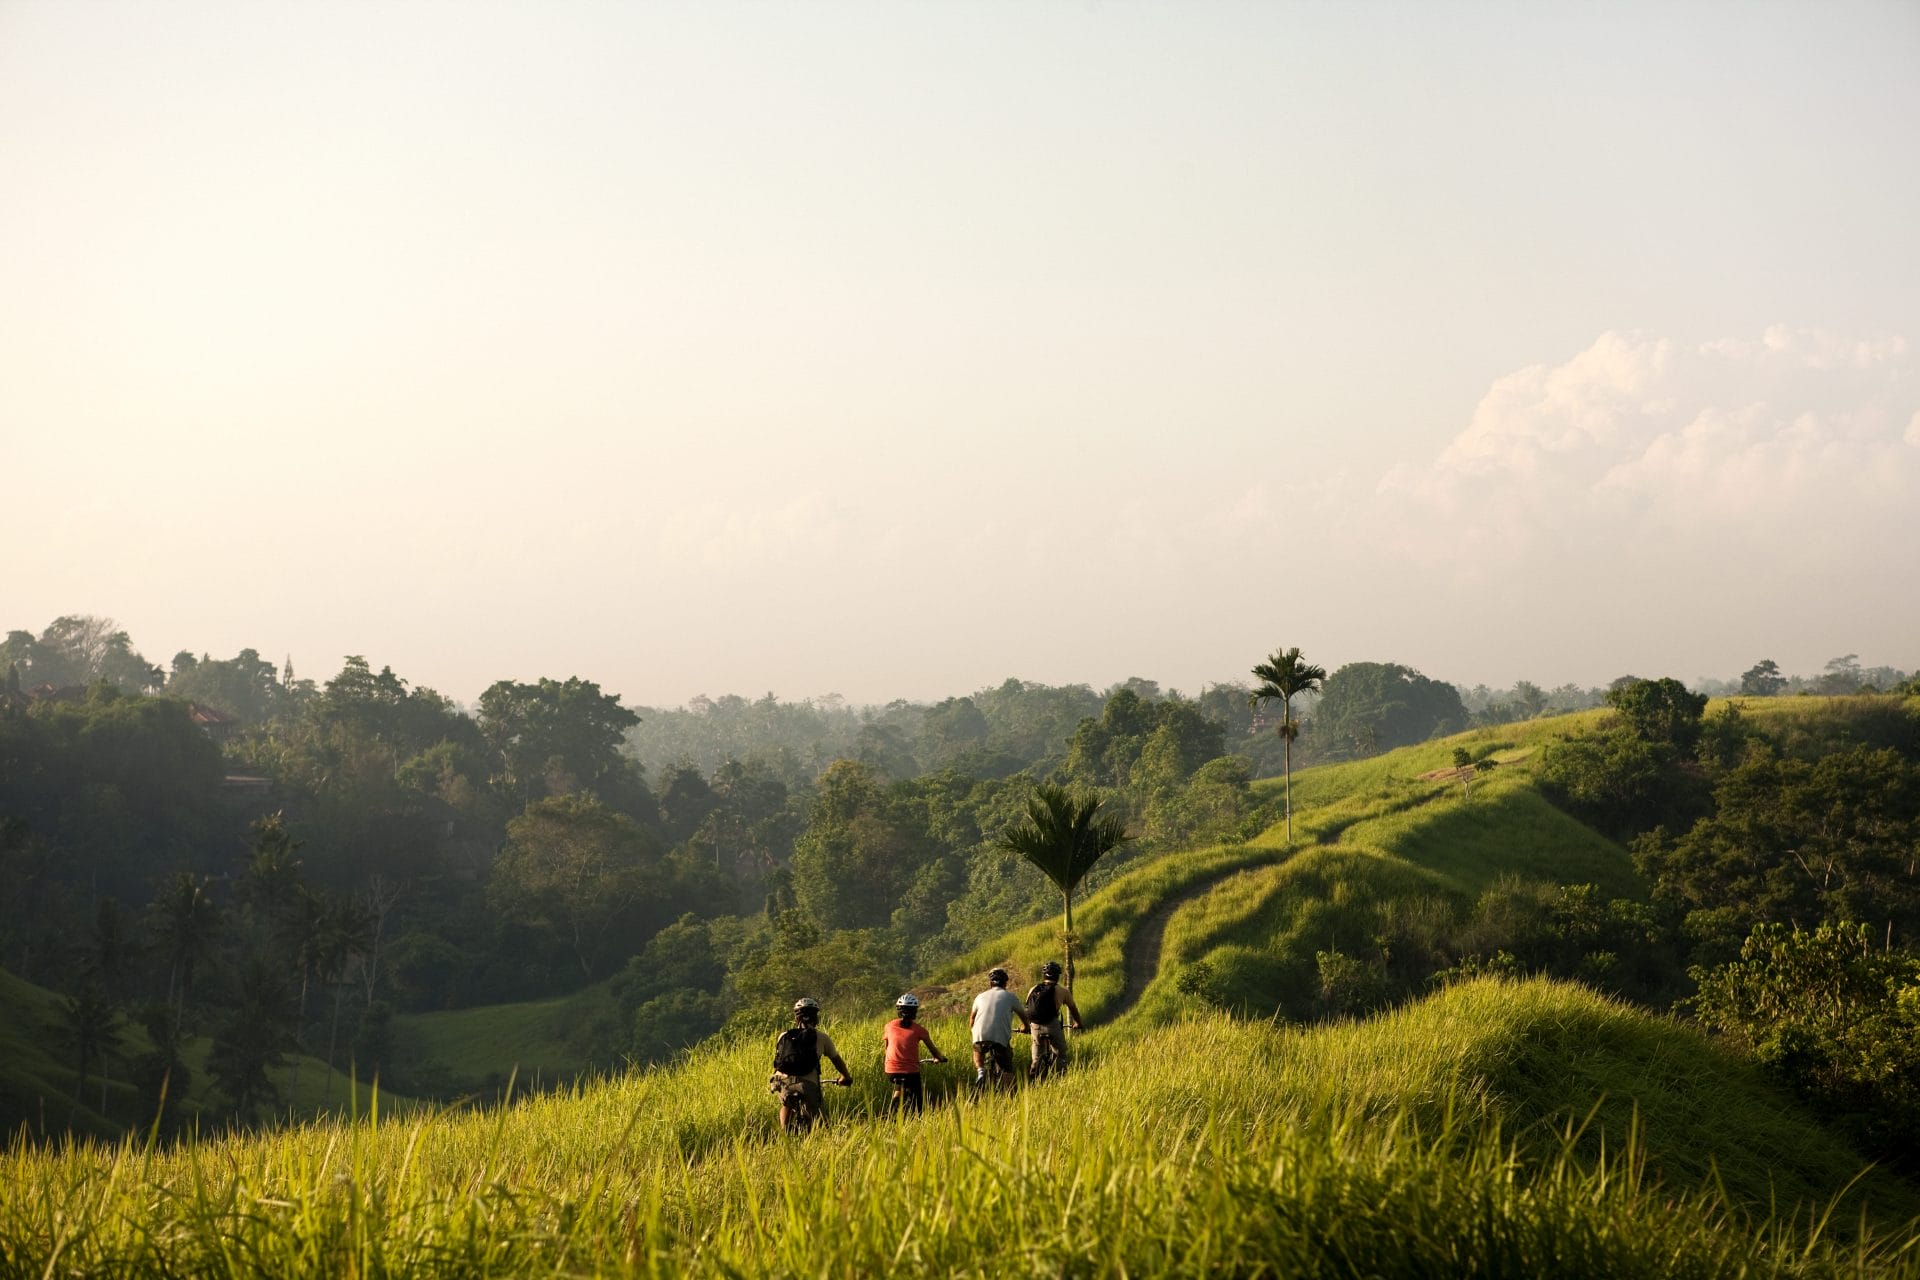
819, 1030, 852, 1085
922, 1026, 944, 1063
1015, 994, 1031, 1032
1062, 986, 1084, 1030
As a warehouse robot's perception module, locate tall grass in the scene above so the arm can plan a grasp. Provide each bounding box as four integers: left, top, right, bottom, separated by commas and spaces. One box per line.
5, 982, 1915, 1278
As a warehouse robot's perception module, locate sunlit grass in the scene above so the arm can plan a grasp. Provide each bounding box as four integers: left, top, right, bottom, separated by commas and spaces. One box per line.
926, 833, 1291, 1020
5, 980, 1915, 1278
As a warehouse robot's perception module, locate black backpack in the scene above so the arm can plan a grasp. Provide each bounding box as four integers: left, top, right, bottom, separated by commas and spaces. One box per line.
773, 1026, 820, 1076
1026, 981, 1060, 1025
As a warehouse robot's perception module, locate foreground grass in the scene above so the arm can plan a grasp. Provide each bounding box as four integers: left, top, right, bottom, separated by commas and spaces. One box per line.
5, 979, 1916, 1278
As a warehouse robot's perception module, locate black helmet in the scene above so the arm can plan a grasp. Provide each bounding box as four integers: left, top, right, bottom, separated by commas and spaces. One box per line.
793, 996, 820, 1023
988, 967, 1009, 988
1041, 961, 1062, 980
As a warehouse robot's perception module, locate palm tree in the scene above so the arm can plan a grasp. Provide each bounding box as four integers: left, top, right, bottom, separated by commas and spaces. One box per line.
61, 974, 119, 1116
278, 885, 329, 1108
995, 784, 1131, 988
208, 957, 294, 1127
315, 893, 373, 1105
151, 872, 220, 1024
1249, 646, 1328, 845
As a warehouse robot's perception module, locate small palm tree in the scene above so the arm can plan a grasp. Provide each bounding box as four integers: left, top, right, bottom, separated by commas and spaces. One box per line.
996, 785, 1131, 988
1249, 646, 1328, 844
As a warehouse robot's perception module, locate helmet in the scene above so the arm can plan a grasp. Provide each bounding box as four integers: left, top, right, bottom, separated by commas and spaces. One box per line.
895, 993, 920, 1010
988, 968, 1009, 988
793, 997, 820, 1021
1041, 961, 1062, 980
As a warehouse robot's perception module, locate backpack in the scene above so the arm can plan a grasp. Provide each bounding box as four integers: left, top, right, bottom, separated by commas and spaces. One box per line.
773, 1026, 820, 1076
1026, 980, 1060, 1025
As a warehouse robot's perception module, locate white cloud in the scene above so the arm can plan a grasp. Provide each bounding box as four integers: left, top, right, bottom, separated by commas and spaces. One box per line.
1380, 328, 1920, 578
1430, 330, 1674, 478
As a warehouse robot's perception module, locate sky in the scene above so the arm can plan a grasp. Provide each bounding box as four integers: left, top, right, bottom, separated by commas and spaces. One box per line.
3, 2, 1917, 708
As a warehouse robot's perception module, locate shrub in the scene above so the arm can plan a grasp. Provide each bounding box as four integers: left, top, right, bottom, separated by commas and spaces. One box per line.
1315, 948, 1389, 1018
1689, 922, 1920, 1165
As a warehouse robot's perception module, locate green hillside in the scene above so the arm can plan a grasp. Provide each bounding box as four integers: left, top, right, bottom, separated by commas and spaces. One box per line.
392, 982, 624, 1093
0, 965, 123, 1141
0, 967, 423, 1141
4, 708, 1917, 1275
3, 978, 1915, 1276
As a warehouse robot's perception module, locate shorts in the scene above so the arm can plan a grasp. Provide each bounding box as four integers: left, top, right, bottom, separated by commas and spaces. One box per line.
1029, 1021, 1069, 1066
973, 1040, 1014, 1075
772, 1072, 823, 1114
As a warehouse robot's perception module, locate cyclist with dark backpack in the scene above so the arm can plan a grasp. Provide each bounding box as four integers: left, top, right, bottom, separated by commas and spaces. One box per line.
770, 996, 852, 1132
1023, 961, 1082, 1077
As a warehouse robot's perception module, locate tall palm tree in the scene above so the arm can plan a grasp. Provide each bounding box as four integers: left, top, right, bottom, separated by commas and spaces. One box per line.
62, 974, 119, 1115
278, 885, 329, 1108
995, 784, 1131, 988
151, 872, 220, 1024
1249, 647, 1328, 845
316, 893, 373, 1105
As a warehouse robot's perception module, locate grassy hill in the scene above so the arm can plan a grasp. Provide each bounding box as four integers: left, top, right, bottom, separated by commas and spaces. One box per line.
4, 702, 1918, 1275
0, 966, 423, 1142
3, 978, 1915, 1276
392, 982, 624, 1094
0, 965, 122, 1141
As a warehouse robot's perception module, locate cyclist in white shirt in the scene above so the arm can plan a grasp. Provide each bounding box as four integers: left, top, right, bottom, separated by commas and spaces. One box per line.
968, 967, 1029, 1087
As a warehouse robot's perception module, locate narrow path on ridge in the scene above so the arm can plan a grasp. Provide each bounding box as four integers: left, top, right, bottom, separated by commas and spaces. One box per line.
1102, 846, 1291, 1023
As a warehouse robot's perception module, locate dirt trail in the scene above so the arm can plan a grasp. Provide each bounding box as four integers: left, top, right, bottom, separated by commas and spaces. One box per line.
1104, 854, 1281, 1022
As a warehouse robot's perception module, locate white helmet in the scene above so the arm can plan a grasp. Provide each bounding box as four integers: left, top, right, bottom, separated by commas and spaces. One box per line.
793, 996, 820, 1016
895, 993, 920, 1010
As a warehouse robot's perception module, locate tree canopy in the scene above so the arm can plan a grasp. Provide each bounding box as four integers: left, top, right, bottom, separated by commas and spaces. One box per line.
1310, 662, 1466, 759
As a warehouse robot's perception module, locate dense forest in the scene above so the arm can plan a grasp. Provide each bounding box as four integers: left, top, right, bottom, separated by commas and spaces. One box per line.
2, 614, 1915, 1144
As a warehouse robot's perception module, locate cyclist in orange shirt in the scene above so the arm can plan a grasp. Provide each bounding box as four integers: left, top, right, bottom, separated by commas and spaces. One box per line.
881, 993, 946, 1115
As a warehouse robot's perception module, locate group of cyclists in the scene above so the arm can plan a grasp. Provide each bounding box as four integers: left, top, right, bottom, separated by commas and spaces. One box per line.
770, 962, 1083, 1130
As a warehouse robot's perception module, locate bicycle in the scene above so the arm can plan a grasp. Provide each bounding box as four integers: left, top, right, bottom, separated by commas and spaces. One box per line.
770, 1072, 849, 1134
972, 1039, 1018, 1093
886, 1057, 945, 1115
1027, 1025, 1065, 1081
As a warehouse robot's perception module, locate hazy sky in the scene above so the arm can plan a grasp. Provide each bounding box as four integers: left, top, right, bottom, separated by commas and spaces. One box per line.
4, 2, 1917, 707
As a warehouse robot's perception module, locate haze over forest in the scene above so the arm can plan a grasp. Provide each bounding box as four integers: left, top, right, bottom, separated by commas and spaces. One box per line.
4, 3, 1917, 705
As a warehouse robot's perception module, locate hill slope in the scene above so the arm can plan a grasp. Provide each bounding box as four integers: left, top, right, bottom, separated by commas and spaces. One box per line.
3, 978, 1915, 1276
5, 707, 1917, 1275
